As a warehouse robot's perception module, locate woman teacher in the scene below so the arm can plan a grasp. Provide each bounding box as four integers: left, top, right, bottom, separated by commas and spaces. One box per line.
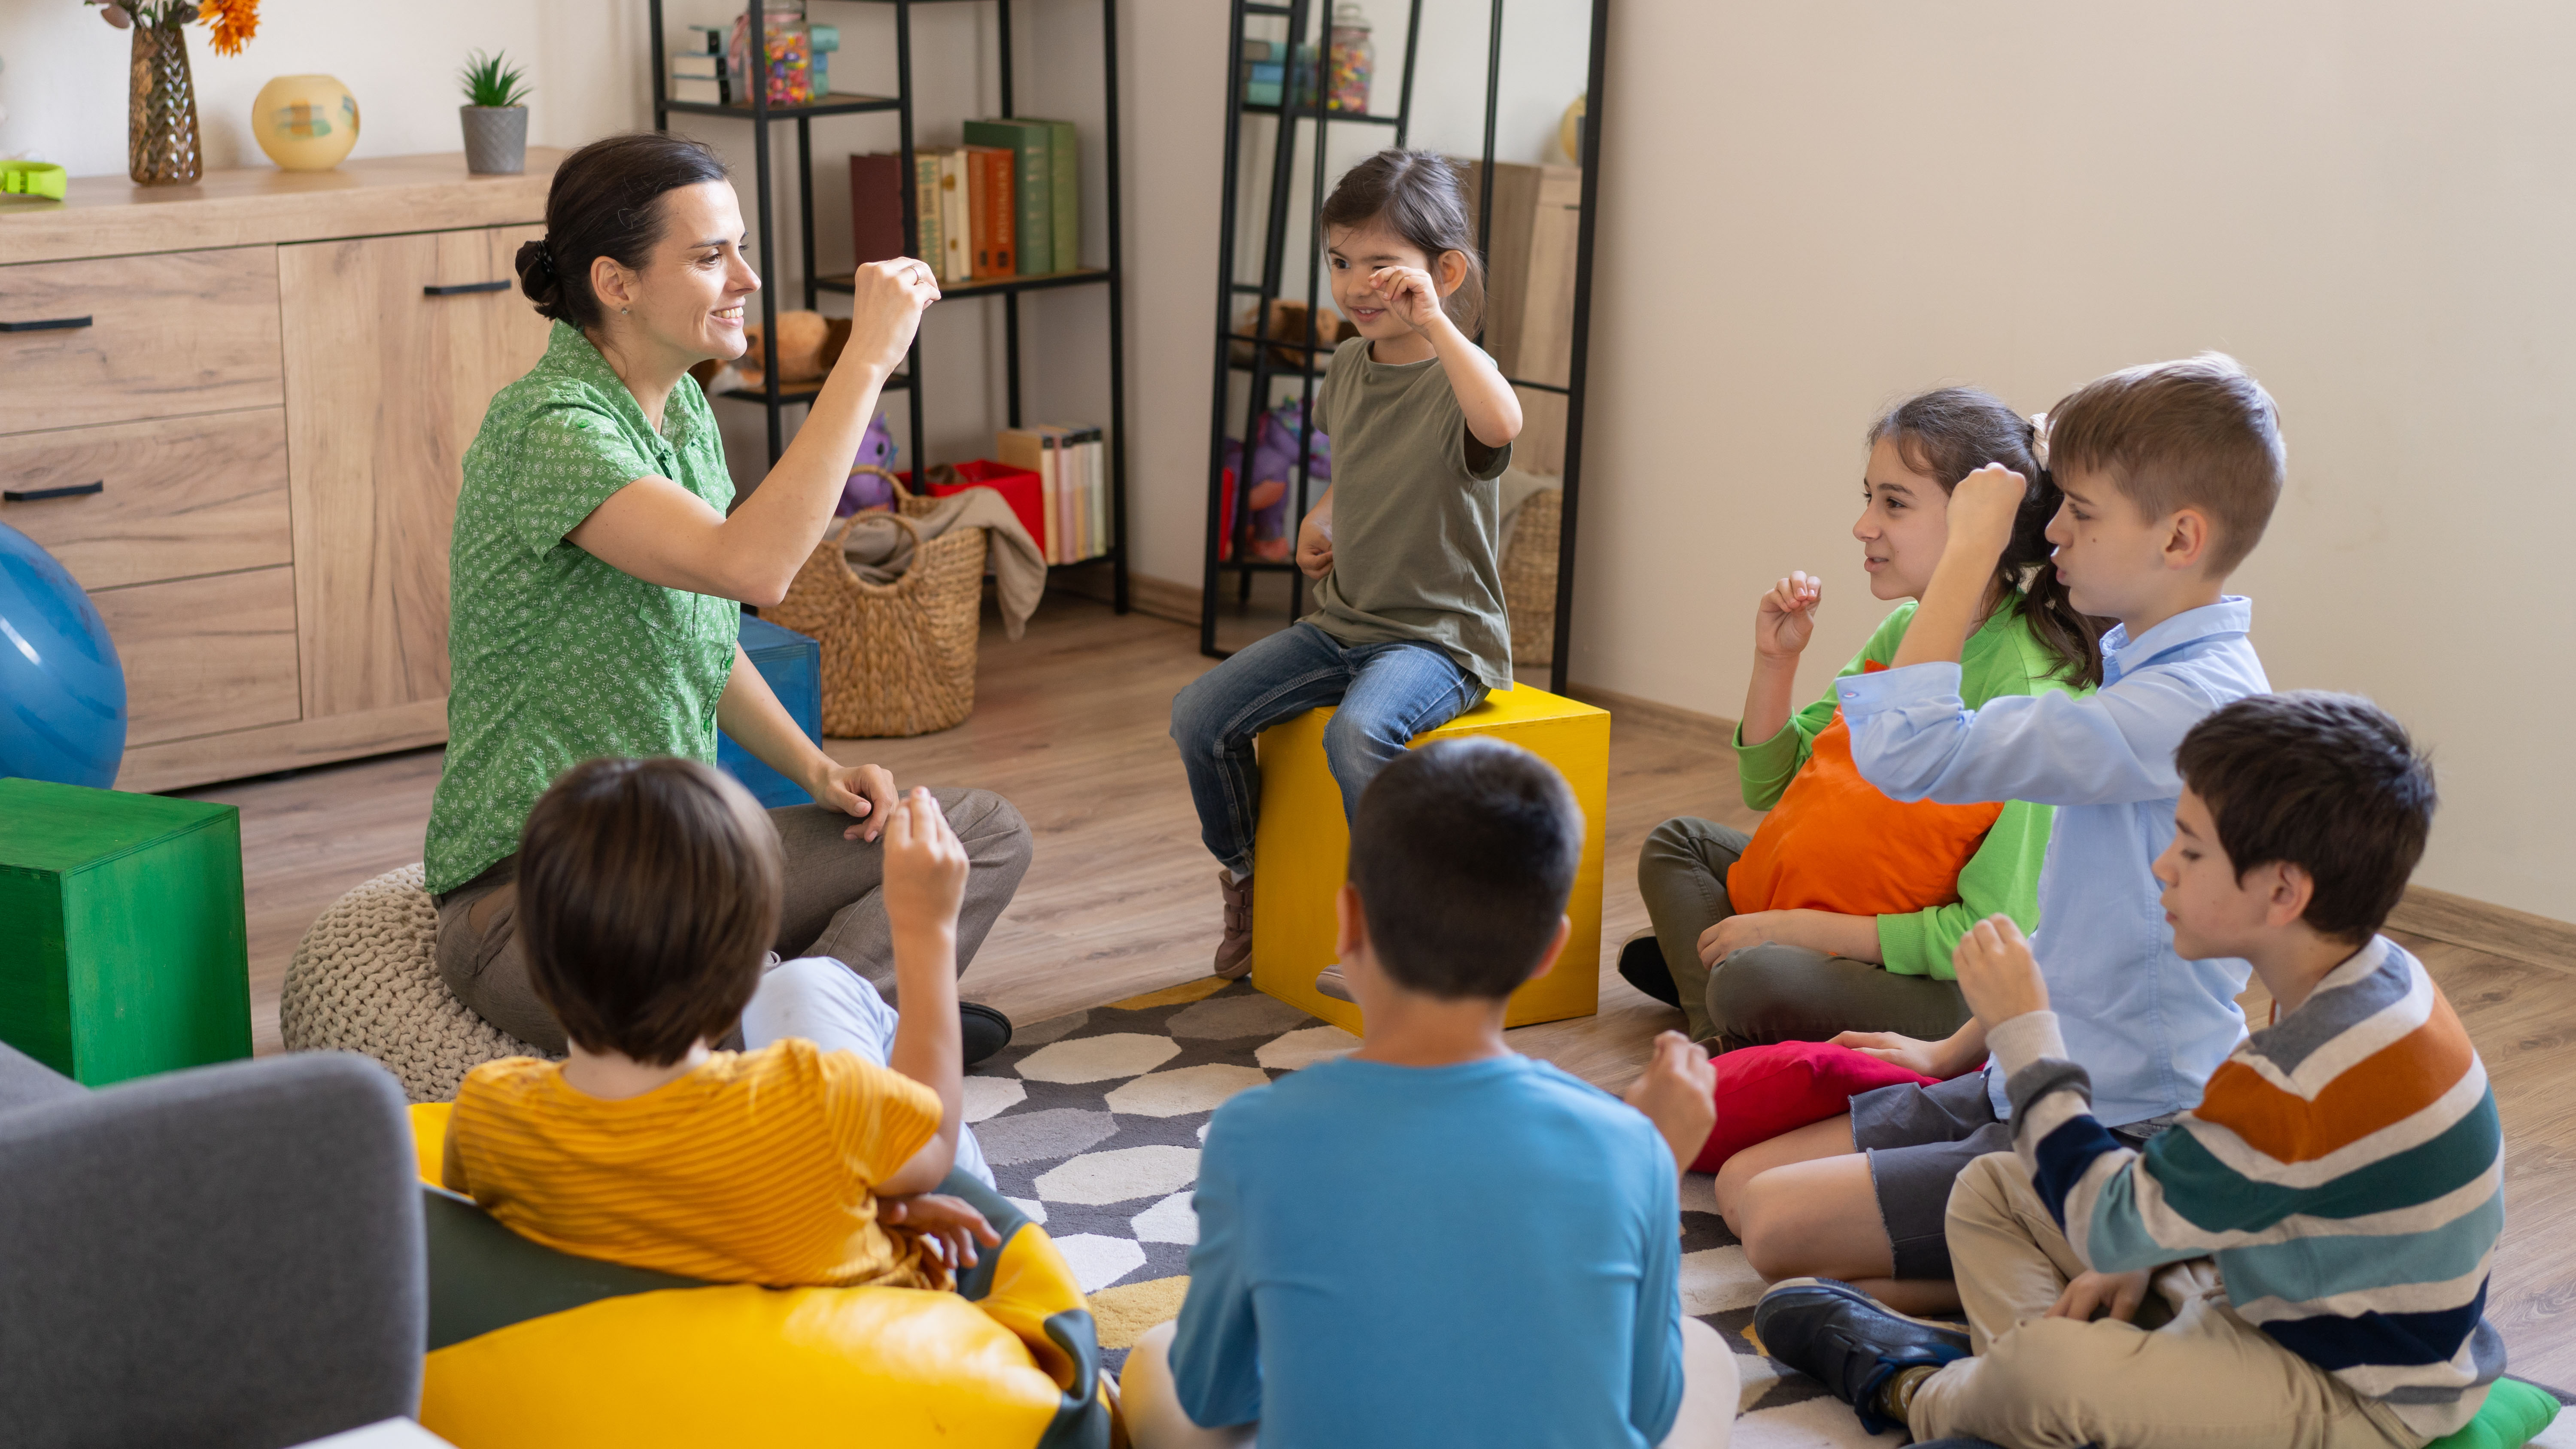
427, 133, 1033, 1061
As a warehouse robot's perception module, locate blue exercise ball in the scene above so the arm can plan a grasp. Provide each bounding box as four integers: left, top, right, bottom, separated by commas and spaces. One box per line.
0, 520, 127, 788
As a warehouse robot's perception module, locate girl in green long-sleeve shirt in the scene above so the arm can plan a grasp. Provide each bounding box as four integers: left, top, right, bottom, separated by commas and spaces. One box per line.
1627, 389, 2104, 1047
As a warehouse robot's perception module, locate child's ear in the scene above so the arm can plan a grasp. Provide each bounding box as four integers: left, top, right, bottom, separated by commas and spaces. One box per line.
2163, 507, 2214, 573
1522, 914, 1573, 987
2265, 861, 2317, 930
1335, 882, 1368, 963
1433, 248, 1467, 298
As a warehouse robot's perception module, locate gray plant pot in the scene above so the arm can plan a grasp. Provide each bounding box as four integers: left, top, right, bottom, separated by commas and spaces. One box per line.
460, 106, 527, 175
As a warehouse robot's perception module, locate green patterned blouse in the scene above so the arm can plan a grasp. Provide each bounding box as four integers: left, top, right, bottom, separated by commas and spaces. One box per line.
425, 322, 741, 896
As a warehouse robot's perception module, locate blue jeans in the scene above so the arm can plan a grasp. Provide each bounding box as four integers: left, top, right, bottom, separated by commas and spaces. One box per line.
1170, 621, 1485, 876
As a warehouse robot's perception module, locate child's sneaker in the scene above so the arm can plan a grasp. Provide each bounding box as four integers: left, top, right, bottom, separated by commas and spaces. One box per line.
1214, 870, 1254, 978
1753, 1277, 1969, 1434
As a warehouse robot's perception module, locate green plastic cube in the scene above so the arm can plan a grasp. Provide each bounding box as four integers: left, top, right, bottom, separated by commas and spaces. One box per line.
0, 778, 251, 1084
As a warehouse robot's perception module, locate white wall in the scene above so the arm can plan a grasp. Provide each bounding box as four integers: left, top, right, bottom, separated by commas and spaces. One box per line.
0, 0, 642, 175
1577, 0, 2576, 920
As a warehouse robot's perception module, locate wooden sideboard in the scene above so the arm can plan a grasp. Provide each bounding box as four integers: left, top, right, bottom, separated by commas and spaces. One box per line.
0, 151, 563, 792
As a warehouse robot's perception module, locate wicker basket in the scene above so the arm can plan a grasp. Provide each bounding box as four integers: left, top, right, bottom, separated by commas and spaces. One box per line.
768, 468, 990, 738
1502, 486, 1562, 664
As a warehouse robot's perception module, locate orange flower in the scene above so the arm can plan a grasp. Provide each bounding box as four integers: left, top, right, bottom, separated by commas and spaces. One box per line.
197, 0, 258, 56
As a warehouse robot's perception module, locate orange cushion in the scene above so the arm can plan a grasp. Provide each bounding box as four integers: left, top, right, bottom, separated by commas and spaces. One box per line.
1728, 667, 2004, 919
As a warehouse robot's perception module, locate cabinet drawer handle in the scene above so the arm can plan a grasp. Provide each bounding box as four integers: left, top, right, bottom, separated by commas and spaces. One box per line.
0, 316, 93, 332
424, 280, 511, 296
3, 480, 105, 502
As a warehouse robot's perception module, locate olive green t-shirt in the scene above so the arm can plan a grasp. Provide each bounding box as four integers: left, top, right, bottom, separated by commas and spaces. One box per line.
1304, 336, 1515, 689
424, 322, 741, 895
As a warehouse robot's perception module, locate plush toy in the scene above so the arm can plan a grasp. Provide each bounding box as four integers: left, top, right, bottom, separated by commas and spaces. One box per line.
1233, 298, 1352, 370
1222, 401, 1331, 562
835, 415, 901, 515
713, 310, 850, 391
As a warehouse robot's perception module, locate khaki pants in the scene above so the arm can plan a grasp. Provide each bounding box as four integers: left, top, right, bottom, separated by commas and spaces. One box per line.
1909, 1153, 2423, 1449
1118, 1315, 1739, 1449
433, 789, 1032, 1055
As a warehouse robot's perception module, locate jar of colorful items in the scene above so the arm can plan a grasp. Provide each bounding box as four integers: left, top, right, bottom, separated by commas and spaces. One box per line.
728, 0, 814, 108
1324, 3, 1373, 114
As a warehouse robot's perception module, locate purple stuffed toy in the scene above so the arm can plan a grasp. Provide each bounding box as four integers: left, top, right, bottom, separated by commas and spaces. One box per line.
1239, 401, 1331, 561
835, 411, 903, 515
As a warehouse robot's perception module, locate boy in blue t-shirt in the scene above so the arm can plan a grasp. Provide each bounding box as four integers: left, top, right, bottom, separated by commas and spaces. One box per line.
1119, 739, 1738, 1449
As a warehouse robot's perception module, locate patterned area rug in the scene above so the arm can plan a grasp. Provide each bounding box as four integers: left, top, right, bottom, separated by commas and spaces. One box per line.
966, 977, 1902, 1446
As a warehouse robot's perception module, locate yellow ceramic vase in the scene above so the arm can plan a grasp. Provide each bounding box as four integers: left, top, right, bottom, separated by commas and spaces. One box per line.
252, 75, 360, 171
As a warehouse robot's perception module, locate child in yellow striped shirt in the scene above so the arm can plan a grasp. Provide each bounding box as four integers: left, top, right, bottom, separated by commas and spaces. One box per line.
442, 757, 996, 1288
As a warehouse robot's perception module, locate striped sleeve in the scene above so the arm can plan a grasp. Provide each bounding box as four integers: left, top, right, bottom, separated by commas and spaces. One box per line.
817, 1047, 944, 1187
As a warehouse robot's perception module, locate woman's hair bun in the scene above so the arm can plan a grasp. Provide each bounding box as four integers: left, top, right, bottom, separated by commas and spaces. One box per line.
516, 237, 567, 322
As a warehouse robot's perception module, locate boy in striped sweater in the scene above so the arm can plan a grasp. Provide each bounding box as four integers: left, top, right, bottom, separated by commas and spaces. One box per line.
1757, 692, 2503, 1448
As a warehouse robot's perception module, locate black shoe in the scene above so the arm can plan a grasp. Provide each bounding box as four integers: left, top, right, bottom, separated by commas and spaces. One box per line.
1753, 1277, 1970, 1435
960, 1002, 1014, 1066
1616, 930, 1682, 1008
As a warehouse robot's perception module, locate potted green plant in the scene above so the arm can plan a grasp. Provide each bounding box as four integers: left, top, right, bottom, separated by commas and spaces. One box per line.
458, 49, 529, 175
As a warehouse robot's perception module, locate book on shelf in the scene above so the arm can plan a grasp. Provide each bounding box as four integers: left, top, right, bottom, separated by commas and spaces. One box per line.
670, 76, 729, 106
671, 52, 723, 79
963, 145, 1016, 279
848, 153, 905, 267
1034, 423, 1108, 562
911, 152, 945, 276
996, 426, 1059, 561
963, 119, 1053, 276
680, 24, 724, 55
936, 149, 971, 283
810, 22, 838, 96
1037, 118, 1080, 276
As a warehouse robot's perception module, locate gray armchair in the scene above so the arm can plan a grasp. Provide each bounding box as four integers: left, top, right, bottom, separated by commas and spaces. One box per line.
0, 1042, 425, 1449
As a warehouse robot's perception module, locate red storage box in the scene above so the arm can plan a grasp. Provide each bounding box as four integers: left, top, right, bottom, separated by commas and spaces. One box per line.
905, 462, 1047, 556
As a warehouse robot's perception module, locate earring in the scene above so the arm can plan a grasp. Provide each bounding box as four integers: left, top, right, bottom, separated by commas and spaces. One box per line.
620, 306, 630, 315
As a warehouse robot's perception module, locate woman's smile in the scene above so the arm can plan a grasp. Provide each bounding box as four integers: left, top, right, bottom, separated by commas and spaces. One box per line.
711, 304, 745, 328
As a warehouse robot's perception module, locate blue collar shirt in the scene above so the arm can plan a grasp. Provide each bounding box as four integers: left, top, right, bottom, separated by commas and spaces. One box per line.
1835, 597, 2271, 1126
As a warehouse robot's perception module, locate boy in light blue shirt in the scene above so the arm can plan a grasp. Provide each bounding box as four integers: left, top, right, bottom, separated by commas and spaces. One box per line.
1118, 739, 1740, 1449
1713, 354, 2287, 1319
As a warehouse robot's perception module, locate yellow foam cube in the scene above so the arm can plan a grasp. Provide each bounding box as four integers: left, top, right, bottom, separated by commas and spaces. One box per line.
1249, 683, 1610, 1033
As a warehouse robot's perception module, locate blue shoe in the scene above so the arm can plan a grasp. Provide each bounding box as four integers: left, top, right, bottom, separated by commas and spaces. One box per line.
1753, 1277, 1971, 1435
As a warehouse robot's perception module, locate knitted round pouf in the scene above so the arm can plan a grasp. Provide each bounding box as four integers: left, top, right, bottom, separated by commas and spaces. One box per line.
281, 864, 544, 1103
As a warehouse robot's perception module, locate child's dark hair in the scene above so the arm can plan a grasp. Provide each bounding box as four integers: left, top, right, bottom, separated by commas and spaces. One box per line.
1868, 388, 2105, 688
1346, 738, 1583, 998
2045, 352, 2286, 577
2174, 693, 2435, 945
516, 131, 732, 331
517, 756, 782, 1066
1319, 150, 1486, 335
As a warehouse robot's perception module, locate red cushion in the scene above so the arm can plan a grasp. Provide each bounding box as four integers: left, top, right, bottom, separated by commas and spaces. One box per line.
1691, 1041, 1941, 1174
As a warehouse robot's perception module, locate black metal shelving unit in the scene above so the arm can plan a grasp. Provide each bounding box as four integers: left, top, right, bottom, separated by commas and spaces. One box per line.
1196, 0, 1609, 693
649, 0, 1130, 613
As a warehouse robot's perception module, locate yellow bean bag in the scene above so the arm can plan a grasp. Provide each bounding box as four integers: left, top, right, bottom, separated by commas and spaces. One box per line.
406, 1103, 1113, 1449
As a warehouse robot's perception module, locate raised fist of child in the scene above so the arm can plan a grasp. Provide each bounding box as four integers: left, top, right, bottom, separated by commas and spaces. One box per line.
882, 788, 969, 937
1944, 464, 2027, 567
1754, 571, 1823, 661
1951, 913, 2050, 1027
1623, 1030, 1717, 1171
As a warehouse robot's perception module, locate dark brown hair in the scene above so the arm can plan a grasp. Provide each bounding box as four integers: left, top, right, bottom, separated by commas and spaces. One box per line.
516, 132, 732, 331
1347, 738, 1583, 999
1318, 149, 1486, 334
2045, 352, 2286, 577
517, 757, 781, 1066
1868, 388, 2107, 688
2174, 693, 2435, 945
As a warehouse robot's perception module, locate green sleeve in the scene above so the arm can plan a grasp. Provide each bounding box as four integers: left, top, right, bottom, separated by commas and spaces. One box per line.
1732, 604, 1916, 810
1874, 798, 2055, 977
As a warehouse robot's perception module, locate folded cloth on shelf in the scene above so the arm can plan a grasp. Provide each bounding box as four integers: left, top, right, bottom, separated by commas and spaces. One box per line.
839, 488, 1045, 639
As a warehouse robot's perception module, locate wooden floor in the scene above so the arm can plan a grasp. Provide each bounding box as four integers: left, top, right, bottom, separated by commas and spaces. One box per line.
188, 594, 2576, 1389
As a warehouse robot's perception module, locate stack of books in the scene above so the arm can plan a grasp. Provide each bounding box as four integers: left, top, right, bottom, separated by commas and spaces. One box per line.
669, 26, 731, 106
849, 119, 1079, 284
997, 425, 1110, 564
